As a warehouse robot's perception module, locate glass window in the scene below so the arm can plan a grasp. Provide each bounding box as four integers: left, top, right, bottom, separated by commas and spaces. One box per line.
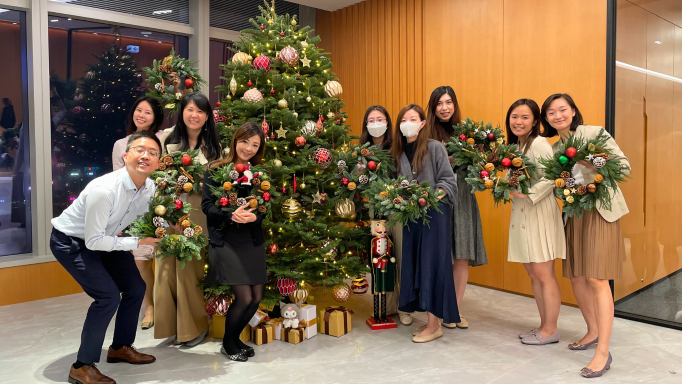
0, 9, 32, 256
208, 40, 235, 108
209, 0, 298, 31
48, 16, 188, 217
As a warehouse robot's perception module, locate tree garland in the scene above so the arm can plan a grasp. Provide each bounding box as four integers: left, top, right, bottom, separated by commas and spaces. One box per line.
364, 177, 444, 226
539, 128, 630, 218
143, 48, 206, 116
333, 142, 396, 200
445, 118, 505, 169
152, 150, 205, 197
465, 142, 538, 205
127, 194, 208, 269
208, 162, 277, 220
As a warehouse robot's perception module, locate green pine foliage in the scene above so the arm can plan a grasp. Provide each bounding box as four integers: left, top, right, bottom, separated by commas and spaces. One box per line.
210, 2, 372, 307
364, 177, 444, 227
143, 48, 206, 116
207, 163, 277, 220
445, 118, 505, 168
333, 142, 396, 200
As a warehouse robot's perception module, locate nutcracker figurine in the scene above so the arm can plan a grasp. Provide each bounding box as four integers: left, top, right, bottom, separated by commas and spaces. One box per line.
366, 219, 397, 330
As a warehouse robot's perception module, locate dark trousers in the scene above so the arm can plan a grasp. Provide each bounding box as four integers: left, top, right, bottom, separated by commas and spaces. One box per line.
50, 228, 146, 364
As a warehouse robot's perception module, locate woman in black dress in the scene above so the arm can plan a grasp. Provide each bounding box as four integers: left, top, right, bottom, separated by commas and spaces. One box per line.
202, 122, 267, 362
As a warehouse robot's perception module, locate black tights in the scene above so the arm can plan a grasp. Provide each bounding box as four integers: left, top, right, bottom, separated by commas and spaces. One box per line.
222, 284, 263, 354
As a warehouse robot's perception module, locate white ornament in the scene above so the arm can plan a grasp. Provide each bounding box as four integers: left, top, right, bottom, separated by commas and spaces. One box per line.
155, 83, 163, 91
183, 227, 195, 237
301, 120, 317, 136
324, 80, 342, 97
229, 75, 237, 95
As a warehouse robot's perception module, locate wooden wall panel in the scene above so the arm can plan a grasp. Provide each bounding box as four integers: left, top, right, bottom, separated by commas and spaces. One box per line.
0, 262, 82, 306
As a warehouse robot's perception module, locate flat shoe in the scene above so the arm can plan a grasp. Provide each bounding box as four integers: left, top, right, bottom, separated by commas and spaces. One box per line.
521, 330, 560, 345
399, 312, 413, 326
242, 346, 255, 357
456, 316, 468, 328
220, 347, 248, 362
412, 324, 427, 336
412, 326, 443, 343
184, 327, 208, 348
581, 353, 612, 378
569, 337, 598, 350
141, 320, 154, 330
519, 328, 537, 339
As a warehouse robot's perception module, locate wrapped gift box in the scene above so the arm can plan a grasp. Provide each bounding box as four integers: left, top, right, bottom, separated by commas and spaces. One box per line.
269, 317, 284, 340
282, 327, 305, 345
250, 324, 273, 345
319, 306, 354, 337
299, 304, 317, 339
239, 325, 251, 343
248, 309, 268, 327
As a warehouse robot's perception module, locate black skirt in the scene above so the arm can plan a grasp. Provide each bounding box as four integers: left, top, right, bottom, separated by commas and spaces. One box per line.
206, 238, 267, 286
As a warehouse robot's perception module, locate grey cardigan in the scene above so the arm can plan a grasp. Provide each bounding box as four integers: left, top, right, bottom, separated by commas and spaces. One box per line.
397, 139, 458, 206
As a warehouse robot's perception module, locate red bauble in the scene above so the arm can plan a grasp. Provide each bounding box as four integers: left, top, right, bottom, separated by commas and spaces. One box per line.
316, 116, 324, 132
566, 147, 578, 158
280, 31, 285, 37
235, 163, 245, 173
487, 133, 496, 141
260, 25, 265, 30
459, 134, 467, 141
270, 134, 275, 139
181, 154, 192, 166
480, 170, 490, 178
501, 158, 512, 168
342, 177, 349, 185
276, 277, 296, 295
418, 198, 427, 207
263, 192, 271, 201
247, 80, 253, 87
253, 55, 271, 71
321, 193, 328, 203
295, 136, 306, 147
216, 102, 221, 107
268, 244, 279, 255
281, 187, 287, 194
270, 88, 275, 94
261, 118, 269, 134
357, 221, 365, 227
312, 148, 333, 168
367, 161, 377, 171
219, 197, 229, 207
184, 78, 194, 88
174, 200, 183, 209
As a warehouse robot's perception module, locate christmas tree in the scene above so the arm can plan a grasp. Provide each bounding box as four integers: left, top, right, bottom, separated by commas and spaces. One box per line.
52, 41, 143, 214
212, 1, 387, 307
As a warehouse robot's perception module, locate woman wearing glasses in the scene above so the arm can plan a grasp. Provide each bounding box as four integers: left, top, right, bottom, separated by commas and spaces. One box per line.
112, 96, 165, 330
155, 92, 223, 347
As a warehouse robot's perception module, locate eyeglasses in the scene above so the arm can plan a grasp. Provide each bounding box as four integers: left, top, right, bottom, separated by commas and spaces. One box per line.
367, 118, 386, 124
128, 146, 160, 158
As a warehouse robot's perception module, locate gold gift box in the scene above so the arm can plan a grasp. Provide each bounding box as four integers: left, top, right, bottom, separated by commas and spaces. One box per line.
319, 306, 354, 337
251, 324, 273, 345
239, 324, 251, 343
282, 327, 305, 345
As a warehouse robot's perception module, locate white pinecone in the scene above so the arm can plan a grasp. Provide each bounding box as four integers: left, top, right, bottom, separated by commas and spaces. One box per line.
400, 179, 410, 187
178, 175, 189, 184
593, 157, 606, 168
565, 178, 576, 188
237, 197, 247, 206
152, 216, 166, 228
230, 170, 240, 180
183, 227, 195, 237
359, 175, 369, 184
337, 160, 347, 168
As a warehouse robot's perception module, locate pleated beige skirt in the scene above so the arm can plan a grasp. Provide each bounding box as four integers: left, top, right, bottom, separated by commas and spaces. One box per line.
563, 210, 623, 280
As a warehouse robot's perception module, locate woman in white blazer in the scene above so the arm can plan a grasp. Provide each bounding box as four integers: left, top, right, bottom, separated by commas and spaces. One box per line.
541, 93, 630, 378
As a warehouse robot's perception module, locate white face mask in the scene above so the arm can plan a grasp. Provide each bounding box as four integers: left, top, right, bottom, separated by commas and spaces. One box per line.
366, 122, 387, 137
400, 121, 422, 138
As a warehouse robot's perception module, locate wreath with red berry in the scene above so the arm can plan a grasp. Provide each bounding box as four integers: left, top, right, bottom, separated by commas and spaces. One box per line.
445, 118, 505, 171
539, 129, 630, 218
334, 142, 396, 200
208, 162, 277, 219
143, 48, 206, 116
364, 177, 444, 226
152, 150, 205, 197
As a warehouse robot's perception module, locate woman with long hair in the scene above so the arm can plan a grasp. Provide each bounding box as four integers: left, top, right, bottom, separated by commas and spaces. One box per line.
359, 105, 393, 150
427, 86, 486, 329
504, 99, 565, 345
155, 92, 222, 347
392, 104, 459, 343
202, 122, 266, 362
541, 93, 629, 377
112, 96, 164, 330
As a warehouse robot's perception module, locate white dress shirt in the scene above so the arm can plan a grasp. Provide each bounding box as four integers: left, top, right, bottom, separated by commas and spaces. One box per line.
51, 167, 156, 252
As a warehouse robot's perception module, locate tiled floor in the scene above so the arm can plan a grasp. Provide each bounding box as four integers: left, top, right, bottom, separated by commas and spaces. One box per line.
1, 285, 682, 383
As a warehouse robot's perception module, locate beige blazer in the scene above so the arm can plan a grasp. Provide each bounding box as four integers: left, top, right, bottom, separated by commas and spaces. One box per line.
551, 125, 630, 223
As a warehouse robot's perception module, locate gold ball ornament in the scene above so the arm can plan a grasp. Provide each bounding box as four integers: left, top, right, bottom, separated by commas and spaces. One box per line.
335, 198, 356, 219
347, 182, 357, 191
267, 19, 274, 25
324, 80, 343, 97
511, 158, 523, 167
223, 182, 232, 191
291, 19, 297, 26
281, 198, 302, 218
555, 178, 565, 188
484, 179, 494, 189
306, 96, 312, 102
484, 163, 495, 172
332, 284, 351, 303
273, 159, 282, 167
288, 287, 308, 304
232, 52, 253, 65
300, 182, 306, 190
183, 183, 193, 192
277, 98, 288, 109
154, 205, 167, 216
566, 196, 575, 203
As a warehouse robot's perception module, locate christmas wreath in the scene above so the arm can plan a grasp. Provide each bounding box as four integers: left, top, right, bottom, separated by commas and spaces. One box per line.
465, 143, 537, 205
364, 177, 444, 226
152, 150, 205, 197
539, 128, 630, 218
143, 48, 206, 116
445, 118, 505, 169
208, 162, 276, 220
127, 194, 208, 269
333, 143, 396, 200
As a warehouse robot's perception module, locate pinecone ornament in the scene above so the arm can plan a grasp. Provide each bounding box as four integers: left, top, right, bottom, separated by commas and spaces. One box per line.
509, 176, 520, 187
183, 227, 195, 237
164, 156, 174, 166
155, 227, 166, 238
359, 175, 369, 184
252, 178, 261, 186
560, 171, 571, 179
337, 160, 347, 168
258, 205, 267, 213
178, 175, 189, 184
158, 163, 167, 171
565, 178, 576, 188
360, 148, 370, 156
237, 197, 247, 206
230, 170, 240, 180
193, 226, 203, 236
593, 157, 606, 168
487, 153, 499, 163
229, 193, 237, 205
400, 180, 410, 187
153, 217, 166, 228
513, 170, 524, 177
393, 197, 402, 204
577, 185, 587, 195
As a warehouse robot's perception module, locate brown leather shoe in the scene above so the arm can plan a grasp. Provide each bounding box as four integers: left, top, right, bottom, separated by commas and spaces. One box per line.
68, 364, 115, 384
106, 345, 156, 364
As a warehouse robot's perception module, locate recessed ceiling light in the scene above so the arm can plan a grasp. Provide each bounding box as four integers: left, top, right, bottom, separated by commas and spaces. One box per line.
158, 41, 162, 43
51, 19, 59, 22
153, 10, 173, 15
68, 18, 72, 20
0, 9, 9, 13
141, 32, 152, 35
654, 40, 662, 44
93, 33, 98, 35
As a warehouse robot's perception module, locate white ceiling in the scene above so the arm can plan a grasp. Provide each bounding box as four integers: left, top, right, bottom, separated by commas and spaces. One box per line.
287, 0, 366, 12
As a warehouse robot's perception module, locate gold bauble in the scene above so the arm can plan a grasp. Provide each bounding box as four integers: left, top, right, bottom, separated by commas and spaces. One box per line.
154, 205, 166, 216
273, 159, 282, 167
335, 198, 355, 219
229, 76, 237, 95
281, 198, 302, 218
289, 286, 308, 304
291, 19, 297, 26
223, 182, 232, 191
332, 283, 351, 303
232, 52, 253, 65
511, 158, 523, 167
324, 80, 343, 97
566, 196, 575, 203
278, 98, 288, 109
594, 174, 604, 183
261, 180, 271, 191
267, 19, 274, 25
306, 96, 312, 102
484, 163, 495, 172
300, 182, 306, 190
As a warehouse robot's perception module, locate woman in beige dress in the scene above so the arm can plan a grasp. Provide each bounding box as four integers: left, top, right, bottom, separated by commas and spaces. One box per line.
155, 92, 222, 347
504, 99, 565, 346
541, 93, 630, 378
112, 96, 164, 330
